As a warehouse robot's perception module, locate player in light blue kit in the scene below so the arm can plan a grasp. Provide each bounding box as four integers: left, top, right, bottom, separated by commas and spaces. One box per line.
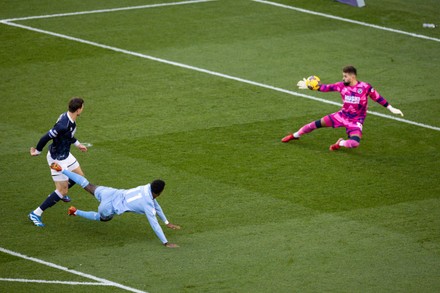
50, 163, 180, 248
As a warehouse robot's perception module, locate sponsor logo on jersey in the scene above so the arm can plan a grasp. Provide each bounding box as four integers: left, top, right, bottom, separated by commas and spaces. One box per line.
344, 95, 360, 104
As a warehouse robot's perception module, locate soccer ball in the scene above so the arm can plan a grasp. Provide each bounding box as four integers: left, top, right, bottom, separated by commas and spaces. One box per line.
306, 75, 321, 90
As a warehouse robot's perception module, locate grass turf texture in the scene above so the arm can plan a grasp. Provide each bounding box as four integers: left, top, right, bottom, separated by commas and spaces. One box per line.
1, 0, 439, 292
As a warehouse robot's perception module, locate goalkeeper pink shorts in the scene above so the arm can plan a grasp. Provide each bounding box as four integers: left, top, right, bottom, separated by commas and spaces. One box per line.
325, 112, 363, 138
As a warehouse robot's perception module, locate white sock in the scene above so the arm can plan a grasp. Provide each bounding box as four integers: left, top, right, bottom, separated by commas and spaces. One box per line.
339, 140, 346, 147
293, 132, 300, 138
33, 207, 43, 216
55, 190, 64, 198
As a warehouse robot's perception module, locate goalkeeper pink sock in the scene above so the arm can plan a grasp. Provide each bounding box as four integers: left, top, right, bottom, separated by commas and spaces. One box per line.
341, 139, 360, 148
296, 121, 318, 137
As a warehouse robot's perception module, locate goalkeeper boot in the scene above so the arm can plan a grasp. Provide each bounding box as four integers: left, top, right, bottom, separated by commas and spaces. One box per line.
329, 138, 343, 151
281, 134, 299, 143
68, 206, 77, 216
28, 212, 45, 227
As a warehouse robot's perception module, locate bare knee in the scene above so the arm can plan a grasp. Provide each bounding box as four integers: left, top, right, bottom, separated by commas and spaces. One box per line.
55, 181, 69, 195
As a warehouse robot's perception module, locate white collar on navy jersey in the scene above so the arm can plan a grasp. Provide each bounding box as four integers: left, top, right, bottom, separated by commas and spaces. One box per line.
66, 111, 75, 123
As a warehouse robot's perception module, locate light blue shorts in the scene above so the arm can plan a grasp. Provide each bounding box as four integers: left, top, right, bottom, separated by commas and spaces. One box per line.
95, 186, 118, 220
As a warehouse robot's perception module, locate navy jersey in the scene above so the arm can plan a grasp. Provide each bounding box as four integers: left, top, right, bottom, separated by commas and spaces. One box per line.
36, 112, 78, 160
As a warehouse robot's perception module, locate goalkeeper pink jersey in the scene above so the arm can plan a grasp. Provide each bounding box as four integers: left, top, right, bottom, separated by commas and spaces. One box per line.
319, 81, 389, 121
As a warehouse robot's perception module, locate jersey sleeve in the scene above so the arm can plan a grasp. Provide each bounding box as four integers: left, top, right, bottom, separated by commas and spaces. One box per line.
368, 85, 389, 107
144, 200, 168, 244
153, 199, 169, 224
318, 82, 344, 93
36, 121, 68, 151
35, 132, 52, 152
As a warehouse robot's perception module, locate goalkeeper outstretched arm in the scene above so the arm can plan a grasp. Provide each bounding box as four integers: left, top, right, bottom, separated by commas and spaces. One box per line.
297, 77, 403, 116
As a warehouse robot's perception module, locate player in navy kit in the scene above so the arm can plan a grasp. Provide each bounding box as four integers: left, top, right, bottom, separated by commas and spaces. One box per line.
28, 97, 88, 227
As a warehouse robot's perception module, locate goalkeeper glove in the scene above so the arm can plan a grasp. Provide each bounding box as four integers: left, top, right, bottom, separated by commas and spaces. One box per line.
387, 105, 404, 116
297, 78, 308, 90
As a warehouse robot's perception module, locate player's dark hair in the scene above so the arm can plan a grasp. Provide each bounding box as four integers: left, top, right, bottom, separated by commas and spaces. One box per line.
151, 179, 166, 195
343, 65, 357, 76
68, 97, 84, 112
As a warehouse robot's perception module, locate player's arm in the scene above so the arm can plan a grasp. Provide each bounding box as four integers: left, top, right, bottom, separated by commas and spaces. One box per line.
30, 129, 56, 156
154, 200, 181, 230
31, 121, 68, 156
318, 83, 342, 92
144, 203, 179, 248
368, 87, 404, 116
297, 78, 340, 92
72, 137, 88, 152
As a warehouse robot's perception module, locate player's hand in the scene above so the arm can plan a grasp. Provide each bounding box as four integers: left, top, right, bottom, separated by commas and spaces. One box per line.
164, 243, 179, 248
166, 223, 181, 230
30, 147, 41, 156
297, 78, 308, 90
77, 144, 88, 152
387, 105, 404, 116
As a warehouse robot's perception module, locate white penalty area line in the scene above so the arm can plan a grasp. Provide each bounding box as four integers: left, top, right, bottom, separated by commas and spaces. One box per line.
0, 247, 149, 293
1, 20, 439, 132
253, 0, 440, 43
0, 278, 112, 286
0, 3, 439, 132
2, 21, 438, 132
0, 0, 216, 22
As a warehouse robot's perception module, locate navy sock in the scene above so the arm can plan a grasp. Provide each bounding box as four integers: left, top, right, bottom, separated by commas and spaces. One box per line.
314, 119, 322, 128
68, 179, 76, 189
39, 191, 62, 211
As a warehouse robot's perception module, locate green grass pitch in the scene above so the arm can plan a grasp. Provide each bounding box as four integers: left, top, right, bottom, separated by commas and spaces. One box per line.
1, 0, 439, 292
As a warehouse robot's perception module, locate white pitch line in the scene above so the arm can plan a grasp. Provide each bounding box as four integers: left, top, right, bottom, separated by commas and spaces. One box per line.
252, 0, 440, 43
0, 6, 439, 132
0, 278, 112, 286
0, 247, 149, 293
0, 0, 216, 22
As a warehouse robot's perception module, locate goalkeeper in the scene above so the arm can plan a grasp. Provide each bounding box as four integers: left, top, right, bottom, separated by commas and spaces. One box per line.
282, 66, 404, 150
50, 163, 180, 248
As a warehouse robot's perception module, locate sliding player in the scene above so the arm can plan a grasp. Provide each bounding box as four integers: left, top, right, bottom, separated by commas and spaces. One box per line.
282, 66, 404, 150
50, 163, 180, 248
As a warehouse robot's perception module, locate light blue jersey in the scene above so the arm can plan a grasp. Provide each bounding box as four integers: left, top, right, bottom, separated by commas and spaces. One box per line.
95, 184, 169, 244
61, 169, 172, 244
